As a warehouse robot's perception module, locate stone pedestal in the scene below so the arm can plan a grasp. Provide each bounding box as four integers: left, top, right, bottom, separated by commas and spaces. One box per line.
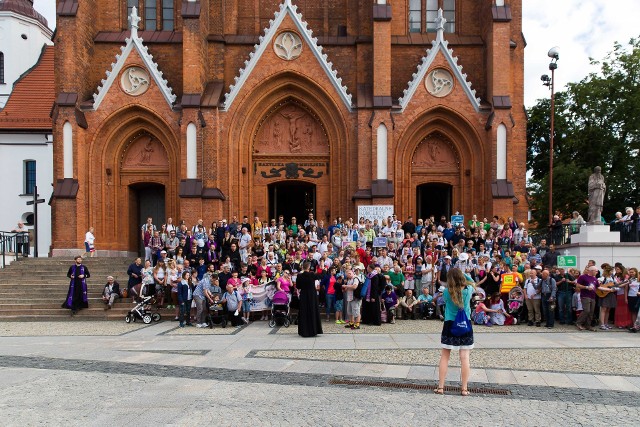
559, 224, 635, 270
570, 224, 620, 243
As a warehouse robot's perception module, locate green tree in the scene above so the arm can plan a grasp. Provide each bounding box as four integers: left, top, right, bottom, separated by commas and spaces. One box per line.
527, 37, 640, 227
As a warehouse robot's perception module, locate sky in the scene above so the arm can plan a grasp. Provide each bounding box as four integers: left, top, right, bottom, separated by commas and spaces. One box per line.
33, 0, 640, 108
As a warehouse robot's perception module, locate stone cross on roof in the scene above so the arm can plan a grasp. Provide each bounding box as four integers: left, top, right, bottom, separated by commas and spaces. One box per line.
435, 8, 446, 36
128, 6, 141, 38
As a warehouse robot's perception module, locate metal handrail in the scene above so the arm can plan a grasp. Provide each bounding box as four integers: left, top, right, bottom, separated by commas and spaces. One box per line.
0, 231, 29, 268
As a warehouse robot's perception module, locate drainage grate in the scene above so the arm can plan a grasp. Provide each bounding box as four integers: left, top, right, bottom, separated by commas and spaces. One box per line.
329, 378, 511, 396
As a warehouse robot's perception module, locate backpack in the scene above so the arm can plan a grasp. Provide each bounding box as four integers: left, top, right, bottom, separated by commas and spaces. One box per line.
352, 278, 363, 300
360, 276, 371, 299
451, 307, 472, 336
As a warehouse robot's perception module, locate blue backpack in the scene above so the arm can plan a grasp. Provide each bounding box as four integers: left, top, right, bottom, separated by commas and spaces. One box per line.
450, 307, 472, 336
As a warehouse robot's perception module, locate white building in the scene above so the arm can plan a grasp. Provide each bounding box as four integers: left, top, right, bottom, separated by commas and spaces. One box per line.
0, 0, 53, 258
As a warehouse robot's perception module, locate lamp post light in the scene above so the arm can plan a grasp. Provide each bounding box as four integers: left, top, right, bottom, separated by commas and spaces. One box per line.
541, 46, 559, 226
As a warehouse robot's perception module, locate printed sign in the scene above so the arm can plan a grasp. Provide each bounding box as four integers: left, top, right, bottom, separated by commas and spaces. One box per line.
557, 255, 577, 268
451, 215, 464, 226
373, 237, 388, 248
357, 205, 394, 224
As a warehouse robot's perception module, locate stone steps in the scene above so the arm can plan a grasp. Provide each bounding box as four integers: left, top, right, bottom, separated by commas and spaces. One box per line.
0, 257, 144, 321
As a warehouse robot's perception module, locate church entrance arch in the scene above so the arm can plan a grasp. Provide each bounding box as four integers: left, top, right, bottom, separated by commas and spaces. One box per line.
268, 181, 316, 226
411, 132, 460, 219
120, 132, 171, 253
416, 183, 452, 221
252, 99, 330, 223
130, 183, 165, 254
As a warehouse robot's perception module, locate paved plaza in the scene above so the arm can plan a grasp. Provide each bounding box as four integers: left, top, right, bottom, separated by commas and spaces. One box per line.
0, 320, 639, 426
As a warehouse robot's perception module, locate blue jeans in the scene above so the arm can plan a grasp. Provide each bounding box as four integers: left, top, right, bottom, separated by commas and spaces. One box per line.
541, 293, 554, 327
325, 294, 336, 316
179, 301, 190, 326
557, 291, 572, 324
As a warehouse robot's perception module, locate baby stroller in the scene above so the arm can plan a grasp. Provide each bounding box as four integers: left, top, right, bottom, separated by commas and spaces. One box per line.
125, 295, 162, 324
207, 300, 227, 328
269, 290, 291, 328
507, 286, 524, 324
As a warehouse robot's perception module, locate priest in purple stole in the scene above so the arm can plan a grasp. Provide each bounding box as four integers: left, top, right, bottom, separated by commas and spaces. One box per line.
62, 256, 90, 314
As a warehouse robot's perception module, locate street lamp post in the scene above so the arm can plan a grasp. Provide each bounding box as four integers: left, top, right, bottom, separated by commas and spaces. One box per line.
541, 46, 559, 226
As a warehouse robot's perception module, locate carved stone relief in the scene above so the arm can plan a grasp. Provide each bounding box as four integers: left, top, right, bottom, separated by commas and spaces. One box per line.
255, 103, 329, 155
425, 68, 454, 98
122, 135, 169, 167
412, 134, 459, 169
120, 66, 151, 96
274, 31, 303, 61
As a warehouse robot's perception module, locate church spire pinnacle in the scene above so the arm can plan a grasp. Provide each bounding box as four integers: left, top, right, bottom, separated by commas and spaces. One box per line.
128, 6, 141, 39
435, 8, 446, 42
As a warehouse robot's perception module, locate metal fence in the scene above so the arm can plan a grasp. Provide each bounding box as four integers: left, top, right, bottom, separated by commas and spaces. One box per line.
0, 231, 29, 268
528, 223, 634, 247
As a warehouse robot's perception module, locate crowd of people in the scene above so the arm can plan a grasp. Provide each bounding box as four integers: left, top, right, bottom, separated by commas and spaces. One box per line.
60, 213, 627, 334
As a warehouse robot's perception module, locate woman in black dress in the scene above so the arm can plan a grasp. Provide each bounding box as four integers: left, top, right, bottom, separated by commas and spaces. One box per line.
296, 261, 323, 337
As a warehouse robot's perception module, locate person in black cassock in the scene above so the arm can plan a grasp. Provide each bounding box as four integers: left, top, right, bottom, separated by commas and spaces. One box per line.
62, 255, 90, 315
296, 261, 323, 337
361, 263, 383, 325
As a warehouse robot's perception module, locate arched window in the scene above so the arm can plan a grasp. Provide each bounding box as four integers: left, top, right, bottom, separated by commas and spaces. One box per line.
145, 0, 157, 30
409, 0, 422, 33
162, 0, 174, 31
497, 124, 507, 180
0, 52, 5, 84
376, 123, 388, 180
63, 121, 73, 179
24, 160, 36, 195
186, 122, 197, 179
427, 0, 455, 33
127, 1, 173, 31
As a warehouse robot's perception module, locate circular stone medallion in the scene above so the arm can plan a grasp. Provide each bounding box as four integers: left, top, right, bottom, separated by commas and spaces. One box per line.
425, 68, 454, 97
274, 31, 303, 61
120, 66, 151, 96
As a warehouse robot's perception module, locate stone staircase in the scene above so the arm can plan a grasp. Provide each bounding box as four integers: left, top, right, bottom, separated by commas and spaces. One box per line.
0, 257, 176, 321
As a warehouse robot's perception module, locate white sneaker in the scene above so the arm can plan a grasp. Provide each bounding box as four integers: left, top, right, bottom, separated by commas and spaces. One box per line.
196, 324, 204, 328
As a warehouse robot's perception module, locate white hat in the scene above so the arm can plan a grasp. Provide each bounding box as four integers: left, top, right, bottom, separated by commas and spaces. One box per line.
355, 263, 365, 270
438, 286, 446, 293
444, 255, 452, 260
458, 252, 469, 262
535, 265, 543, 270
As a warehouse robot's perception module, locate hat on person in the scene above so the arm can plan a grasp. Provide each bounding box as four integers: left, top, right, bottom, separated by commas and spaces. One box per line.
458, 252, 469, 262
438, 286, 446, 293
444, 255, 452, 260
355, 263, 365, 270
535, 265, 543, 270
160, 250, 167, 254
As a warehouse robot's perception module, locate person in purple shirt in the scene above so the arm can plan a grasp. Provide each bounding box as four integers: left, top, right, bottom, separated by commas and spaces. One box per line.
575, 265, 598, 331
382, 284, 399, 324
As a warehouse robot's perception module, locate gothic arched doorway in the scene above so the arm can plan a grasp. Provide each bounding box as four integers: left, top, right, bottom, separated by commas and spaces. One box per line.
130, 183, 165, 254
119, 132, 172, 253
252, 99, 330, 222
416, 183, 452, 221
268, 181, 316, 225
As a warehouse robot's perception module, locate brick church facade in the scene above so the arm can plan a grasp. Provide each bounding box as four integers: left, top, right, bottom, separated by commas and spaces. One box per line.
51, 0, 526, 255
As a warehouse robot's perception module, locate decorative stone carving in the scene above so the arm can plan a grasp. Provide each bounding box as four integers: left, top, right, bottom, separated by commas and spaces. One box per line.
412, 134, 459, 169
274, 31, 303, 61
120, 66, 150, 96
122, 135, 168, 167
425, 68, 454, 98
261, 163, 323, 179
255, 103, 329, 155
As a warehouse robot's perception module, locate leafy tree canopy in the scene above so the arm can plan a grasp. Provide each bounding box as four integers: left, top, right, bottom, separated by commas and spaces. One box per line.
527, 37, 640, 227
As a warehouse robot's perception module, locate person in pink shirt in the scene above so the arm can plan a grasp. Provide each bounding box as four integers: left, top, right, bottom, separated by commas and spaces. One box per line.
227, 270, 242, 290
